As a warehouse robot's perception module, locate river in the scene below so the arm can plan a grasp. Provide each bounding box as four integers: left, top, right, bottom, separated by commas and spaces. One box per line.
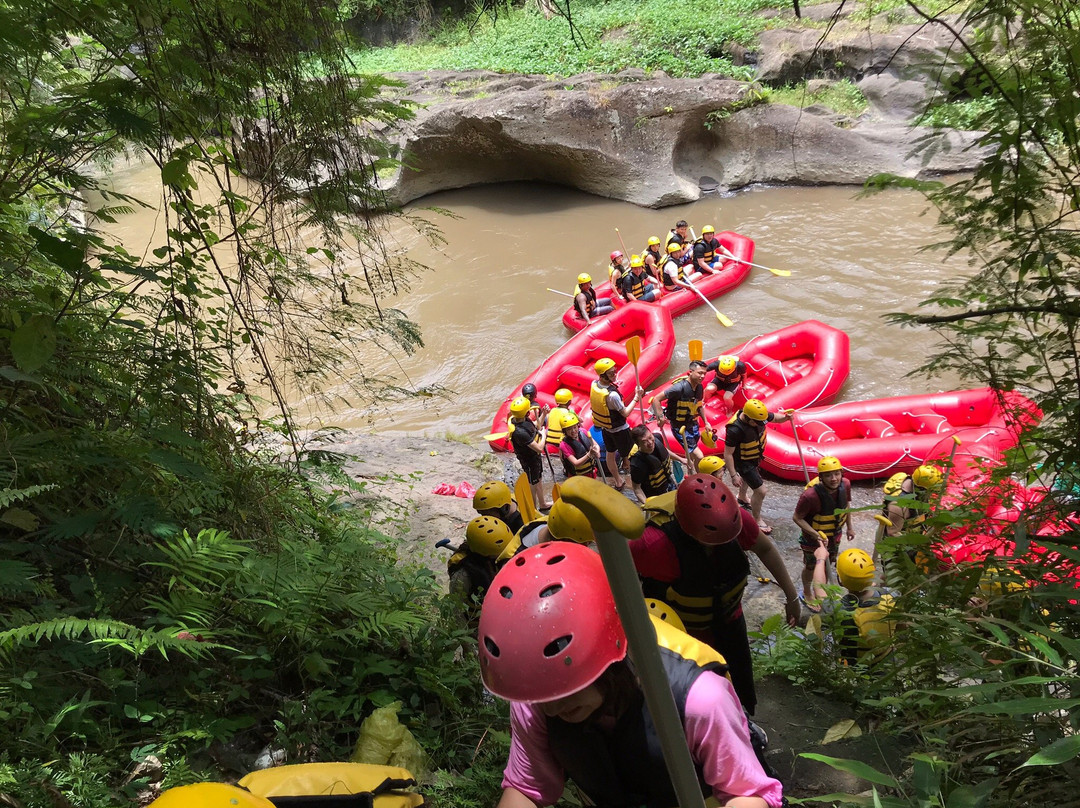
99, 164, 966, 437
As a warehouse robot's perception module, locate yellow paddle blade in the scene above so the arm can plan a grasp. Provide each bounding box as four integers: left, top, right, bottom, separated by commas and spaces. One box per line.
688, 340, 703, 362
767, 267, 792, 277
552, 482, 561, 501
626, 335, 641, 365
484, 431, 509, 442
515, 472, 540, 525
872, 514, 894, 528
716, 311, 734, 327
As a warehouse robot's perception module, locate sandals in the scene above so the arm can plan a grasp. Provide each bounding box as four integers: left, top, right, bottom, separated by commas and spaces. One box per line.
759, 523, 773, 535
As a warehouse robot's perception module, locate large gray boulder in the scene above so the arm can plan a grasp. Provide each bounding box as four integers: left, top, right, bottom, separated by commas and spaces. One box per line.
376, 70, 987, 208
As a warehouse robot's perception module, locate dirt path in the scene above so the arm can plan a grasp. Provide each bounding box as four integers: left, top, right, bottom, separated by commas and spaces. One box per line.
316, 431, 903, 797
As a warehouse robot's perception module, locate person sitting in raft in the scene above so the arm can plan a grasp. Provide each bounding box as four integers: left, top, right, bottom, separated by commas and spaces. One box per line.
664, 219, 691, 253
479, 540, 785, 808
574, 273, 613, 324
472, 480, 524, 535
793, 456, 855, 600
704, 354, 747, 414
558, 412, 600, 479
807, 546, 898, 665
722, 400, 794, 534
692, 225, 724, 275
641, 235, 664, 283
628, 425, 679, 504
661, 242, 703, 294
545, 388, 575, 455
619, 254, 662, 302
652, 359, 714, 474
608, 250, 629, 292
509, 395, 552, 511
629, 474, 800, 716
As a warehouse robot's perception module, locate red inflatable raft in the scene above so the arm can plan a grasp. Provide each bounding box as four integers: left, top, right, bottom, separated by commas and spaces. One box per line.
488, 302, 676, 452
761, 388, 1040, 481
637, 320, 850, 458
560, 232, 755, 332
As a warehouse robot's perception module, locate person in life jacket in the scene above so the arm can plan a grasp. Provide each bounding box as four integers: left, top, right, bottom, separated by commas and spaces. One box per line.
723, 400, 793, 534
558, 411, 600, 478
641, 235, 664, 283
545, 388, 575, 453
590, 357, 643, 490
628, 425, 680, 504
881, 464, 942, 537
473, 480, 524, 535
479, 540, 784, 808
573, 273, 613, 324
619, 254, 662, 302
661, 241, 703, 293
448, 516, 519, 618
692, 224, 723, 275
808, 546, 898, 665
663, 219, 691, 253
793, 456, 855, 598
608, 250, 629, 292
505, 497, 597, 557
652, 360, 715, 473
697, 455, 726, 478
704, 354, 747, 414
510, 395, 552, 511
629, 475, 801, 715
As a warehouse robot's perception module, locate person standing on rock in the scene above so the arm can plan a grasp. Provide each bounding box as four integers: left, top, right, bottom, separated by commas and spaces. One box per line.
793, 456, 855, 597
509, 395, 552, 511
723, 400, 793, 535
619, 254, 662, 302
652, 359, 714, 473
545, 388, 575, 454
693, 225, 723, 275
629, 474, 801, 715
641, 235, 664, 284
629, 425, 678, 503
558, 412, 600, 479
574, 273, 613, 324
590, 357, 642, 490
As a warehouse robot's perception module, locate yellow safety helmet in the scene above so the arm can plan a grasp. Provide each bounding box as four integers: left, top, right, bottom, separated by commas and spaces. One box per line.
817, 456, 842, 474
717, 355, 738, 375
149, 784, 275, 808
697, 455, 726, 475
647, 236, 661, 247
629, 254, 645, 268
742, 399, 769, 421
595, 357, 617, 376
666, 241, 683, 254
473, 480, 512, 511
645, 598, 687, 632
547, 499, 594, 543
560, 411, 581, 429
912, 464, 943, 490
836, 548, 876, 591
509, 396, 532, 419
702, 225, 716, 234
466, 515, 515, 558
577, 273, 592, 285
554, 388, 573, 406
883, 471, 908, 496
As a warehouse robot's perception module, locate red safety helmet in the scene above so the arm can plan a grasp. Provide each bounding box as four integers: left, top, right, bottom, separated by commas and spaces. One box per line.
674, 474, 742, 545
478, 543, 626, 703
610, 250, 624, 262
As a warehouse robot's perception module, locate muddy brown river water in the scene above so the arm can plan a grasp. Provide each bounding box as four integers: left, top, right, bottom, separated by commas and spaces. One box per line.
100, 163, 966, 437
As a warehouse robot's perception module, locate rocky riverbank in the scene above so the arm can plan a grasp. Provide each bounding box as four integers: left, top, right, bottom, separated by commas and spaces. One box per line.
315, 429, 904, 796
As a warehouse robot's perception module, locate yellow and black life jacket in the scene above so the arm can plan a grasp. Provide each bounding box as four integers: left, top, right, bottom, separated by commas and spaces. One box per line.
661, 257, 684, 290
726, 414, 767, 463
578, 285, 597, 317
590, 379, 626, 431
559, 431, 596, 477
621, 269, 650, 300
837, 587, 898, 664
695, 235, 720, 264
661, 521, 750, 635
663, 378, 703, 428
237, 763, 424, 808
546, 406, 570, 447
881, 473, 927, 530
807, 480, 849, 542
629, 435, 675, 497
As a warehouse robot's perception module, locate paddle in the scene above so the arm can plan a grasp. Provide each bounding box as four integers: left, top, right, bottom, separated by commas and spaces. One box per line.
559, 477, 709, 808
940, 435, 963, 491
484, 431, 508, 442
678, 425, 693, 471
684, 278, 734, 327
719, 244, 792, 277
788, 410, 811, 484
626, 335, 647, 423
514, 472, 541, 525
688, 339, 703, 362
615, 227, 630, 258
547, 287, 574, 298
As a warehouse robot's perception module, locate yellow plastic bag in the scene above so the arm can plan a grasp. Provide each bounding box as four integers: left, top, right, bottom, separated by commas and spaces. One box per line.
351, 701, 429, 780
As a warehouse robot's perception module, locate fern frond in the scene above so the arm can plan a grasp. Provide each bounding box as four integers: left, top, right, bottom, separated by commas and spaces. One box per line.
0, 484, 58, 508
0, 616, 231, 659
146, 528, 249, 589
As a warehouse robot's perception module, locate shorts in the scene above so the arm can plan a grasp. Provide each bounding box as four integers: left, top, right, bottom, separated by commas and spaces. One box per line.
517, 452, 543, 485
602, 427, 634, 459
801, 535, 840, 568
675, 422, 700, 453
735, 461, 764, 490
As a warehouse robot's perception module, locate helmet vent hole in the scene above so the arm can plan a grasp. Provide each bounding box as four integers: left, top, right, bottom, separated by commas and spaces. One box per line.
514, 556, 527, 566
539, 584, 563, 598
484, 637, 500, 657
546, 554, 566, 565
494, 538, 504, 546
543, 635, 572, 657
499, 586, 513, 599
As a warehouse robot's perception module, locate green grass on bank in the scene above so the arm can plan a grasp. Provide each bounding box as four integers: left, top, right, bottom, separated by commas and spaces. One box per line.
769, 79, 868, 116
348, 0, 788, 78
